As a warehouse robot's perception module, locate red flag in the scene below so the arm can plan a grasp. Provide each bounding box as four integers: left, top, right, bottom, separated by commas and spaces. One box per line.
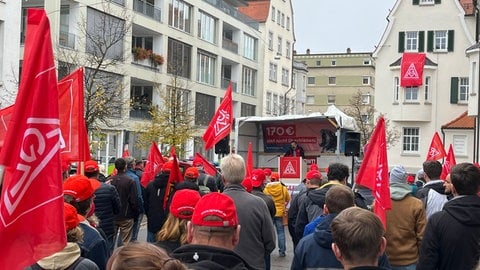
202, 82, 233, 150
141, 142, 164, 187
58, 67, 90, 162
426, 132, 446, 161
355, 117, 391, 229
193, 152, 217, 176
164, 146, 183, 208
400, 53, 426, 87
440, 144, 456, 180
246, 142, 253, 177
0, 105, 14, 149
0, 9, 66, 269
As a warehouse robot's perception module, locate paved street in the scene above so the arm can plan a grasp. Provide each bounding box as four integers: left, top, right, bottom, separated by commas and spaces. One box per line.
138, 218, 294, 269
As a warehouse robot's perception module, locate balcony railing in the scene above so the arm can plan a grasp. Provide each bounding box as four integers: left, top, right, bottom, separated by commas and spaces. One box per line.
133, 0, 162, 22
59, 31, 76, 49
202, 0, 259, 30
130, 108, 152, 119
222, 38, 238, 54
221, 78, 237, 92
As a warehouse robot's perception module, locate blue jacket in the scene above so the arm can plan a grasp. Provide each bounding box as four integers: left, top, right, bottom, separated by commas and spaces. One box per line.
127, 169, 144, 213
79, 222, 109, 270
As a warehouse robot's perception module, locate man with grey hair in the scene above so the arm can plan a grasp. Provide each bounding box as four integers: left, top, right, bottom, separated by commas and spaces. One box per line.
221, 154, 276, 270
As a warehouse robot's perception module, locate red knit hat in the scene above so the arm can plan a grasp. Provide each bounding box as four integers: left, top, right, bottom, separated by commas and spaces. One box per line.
170, 189, 201, 220
64, 202, 80, 231
192, 192, 238, 227
270, 172, 280, 182
251, 169, 266, 187
84, 160, 99, 173
306, 170, 322, 180
64, 175, 95, 202
184, 167, 199, 179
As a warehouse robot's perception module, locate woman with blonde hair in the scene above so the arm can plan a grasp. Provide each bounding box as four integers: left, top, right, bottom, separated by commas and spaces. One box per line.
106, 242, 187, 270
156, 189, 201, 253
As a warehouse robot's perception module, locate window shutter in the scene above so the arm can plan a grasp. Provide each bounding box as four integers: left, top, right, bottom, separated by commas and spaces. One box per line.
448, 30, 454, 52
419, 31, 425, 52
435, 0, 441, 4
450, 77, 459, 104
427, 31, 434, 52
413, 0, 419, 4
399, 32, 405, 53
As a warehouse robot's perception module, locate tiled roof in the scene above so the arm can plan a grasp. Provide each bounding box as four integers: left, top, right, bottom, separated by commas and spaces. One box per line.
389, 56, 438, 67
238, 1, 270, 22
459, 0, 474, 16
442, 111, 475, 129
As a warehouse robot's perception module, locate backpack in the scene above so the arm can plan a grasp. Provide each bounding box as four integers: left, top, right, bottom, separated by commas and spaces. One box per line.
198, 183, 211, 195
31, 257, 85, 270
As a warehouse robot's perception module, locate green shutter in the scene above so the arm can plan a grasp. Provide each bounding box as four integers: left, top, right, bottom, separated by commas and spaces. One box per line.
419, 31, 425, 52
435, 0, 441, 4
427, 31, 434, 52
448, 30, 454, 52
413, 0, 419, 4
450, 77, 459, 104
399, 32, 405, 53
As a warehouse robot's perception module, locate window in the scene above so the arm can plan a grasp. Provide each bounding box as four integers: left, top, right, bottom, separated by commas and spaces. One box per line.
132, 36, 153, 50
281, 13, 285, 28
453, 135, 467, 156
459, 77, 469, 102
273, 94, 278, 115
434, 30, 447, 51
393, 77, 400, 102
362, 94, 371, 105
241, 103, 256, 117
198, 11, 216, 43
85, 68, 123, 118
60, 6, 74, 49
266, 92, 272, 114
282, 68, 289, 86
286, 41, 291, 58
286, 16, 290, 30
402, 127, 419, 153
271, 7, 275, 21
361, 114, 370, 123
86, 8, 125, 59
269, 63, 277, 82
268, 32, 273, 50
420, 0, 434, 4
405, 86, 419, 101
331, 60, 336, 66
307, 77, 315, 85
316, 61, 321, 66
168, 0, 192, 33
306, 95, 314, 104
362, 76, 371, 85
327, 95, 336, 104
130, 85, 153, 119
195, 93, 215, 125
244, 34, 257, 60
277, 37, 282, 55
243, 67, 256, 96
165, 86, 191, 123
197, 50, 216, 85
363, 59, 371, 65
406, 31, 418, 51
167, 38, 192, 78
328, 77, 336, 85
425, 76, 431, 101
277, 10, 281, 25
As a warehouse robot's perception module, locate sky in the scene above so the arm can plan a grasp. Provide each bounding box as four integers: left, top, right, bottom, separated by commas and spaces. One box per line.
292, 0, 397, 54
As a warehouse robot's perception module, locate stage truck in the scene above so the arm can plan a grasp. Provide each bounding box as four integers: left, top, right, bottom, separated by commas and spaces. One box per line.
233, 105, 358, 186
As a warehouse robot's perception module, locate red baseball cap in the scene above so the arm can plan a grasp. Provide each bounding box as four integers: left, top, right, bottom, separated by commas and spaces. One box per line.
64, 202, 80, 231
192, 192, 238, 227
263, 168, 272, 176
306, 170, 322, 180
64, 175, 95, 202
270, 172, 280, 181
170, 189, 201, 220
184, 167, 199, 179
241, 176, 253, 193
251, 169, 266, 187
309, 163, 319, 171
84, 160, 99, 173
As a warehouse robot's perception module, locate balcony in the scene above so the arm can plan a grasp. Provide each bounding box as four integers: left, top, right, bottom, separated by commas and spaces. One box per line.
391, 102, 432, 122
59, 31, 76, 49
222, 78, 237, 92
133, 0, 162, 22
222, 38, 238, 54
202, 0, 258, 30
130, 108, 152, 119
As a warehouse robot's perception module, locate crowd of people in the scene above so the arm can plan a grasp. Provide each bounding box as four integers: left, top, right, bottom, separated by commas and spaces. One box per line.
27, 152, 480, 270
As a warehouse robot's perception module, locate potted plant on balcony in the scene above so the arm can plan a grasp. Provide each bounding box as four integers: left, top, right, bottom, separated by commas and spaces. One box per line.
150, 53, 164, 67
132, 47, 150, 61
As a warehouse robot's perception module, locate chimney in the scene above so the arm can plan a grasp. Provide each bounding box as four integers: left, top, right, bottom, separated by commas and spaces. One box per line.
306, 48, 310, 54
347, 48, 351, 54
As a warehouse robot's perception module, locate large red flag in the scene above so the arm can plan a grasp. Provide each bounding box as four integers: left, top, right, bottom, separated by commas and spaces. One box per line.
246, 142, 253, 177
58, 67, 90, 162
0, 9, 66, 269
440, 144, 456, 180
400, 53, 426, 87
141, 142, 164, 188
164, 146, 183, 208
355, 117, 391, 229
0, 105, 14, 149
193, 152, 217, 176
202, 82, 233, 150
426, 132, 446, 161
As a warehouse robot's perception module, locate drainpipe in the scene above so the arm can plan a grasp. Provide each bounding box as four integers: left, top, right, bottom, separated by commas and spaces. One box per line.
441, 126, 446, 163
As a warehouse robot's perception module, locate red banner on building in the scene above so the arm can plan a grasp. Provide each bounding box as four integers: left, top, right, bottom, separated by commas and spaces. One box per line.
400, 53, 426, 87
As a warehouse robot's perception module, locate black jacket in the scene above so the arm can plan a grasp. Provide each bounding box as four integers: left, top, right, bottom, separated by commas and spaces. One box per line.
418, 195, 480, 270
172, 244, 254, 270
109, 172, 139, 220
93, 182, 121, 238
144, 173, 169, 233
252, 188, 276, 218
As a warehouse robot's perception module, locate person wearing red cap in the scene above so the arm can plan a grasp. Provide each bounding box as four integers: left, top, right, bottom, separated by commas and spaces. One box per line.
156, 189, 201, 253
64, 175, 109, 270
263, 168, 272, 182
174, 167, 207, 196
171, 192, 254, 269
220, 154, 275, 270
84, 160, 121, 254
264, 171, 291, 258
109, 158, 140, 246
26, 203, 99, 270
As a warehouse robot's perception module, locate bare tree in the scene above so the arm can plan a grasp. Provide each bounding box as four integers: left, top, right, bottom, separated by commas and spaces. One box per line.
344, 90, 400, 149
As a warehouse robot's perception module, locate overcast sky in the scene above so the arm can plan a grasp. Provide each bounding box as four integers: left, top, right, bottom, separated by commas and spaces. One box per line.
292, 0, 397, 54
